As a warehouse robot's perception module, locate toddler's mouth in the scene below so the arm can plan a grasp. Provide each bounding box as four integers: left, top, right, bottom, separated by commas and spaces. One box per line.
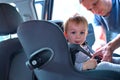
75, 41, 80, 44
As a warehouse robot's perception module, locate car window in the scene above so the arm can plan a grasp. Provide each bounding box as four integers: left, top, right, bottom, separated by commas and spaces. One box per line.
52, 0, 94, 23
34, 0, 45, 20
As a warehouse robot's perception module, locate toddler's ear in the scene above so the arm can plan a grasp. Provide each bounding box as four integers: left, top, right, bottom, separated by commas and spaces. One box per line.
64, 32, 68, 38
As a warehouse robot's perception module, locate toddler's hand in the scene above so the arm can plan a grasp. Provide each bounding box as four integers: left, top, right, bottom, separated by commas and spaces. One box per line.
83, 58, 97, 70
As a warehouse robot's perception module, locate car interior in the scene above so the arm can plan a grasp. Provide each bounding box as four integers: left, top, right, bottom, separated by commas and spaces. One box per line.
0, 0, 120, 80
17, 20, 120, 80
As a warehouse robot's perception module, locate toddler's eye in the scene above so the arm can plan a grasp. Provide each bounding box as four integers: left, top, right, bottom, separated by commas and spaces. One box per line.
71, 31, 76, 34
80, 32, 84, 34
88, 9, 92, 11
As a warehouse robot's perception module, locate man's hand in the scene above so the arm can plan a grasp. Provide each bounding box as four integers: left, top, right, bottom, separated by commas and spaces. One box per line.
93, 45, 113, 62
93, 44, 112, 62
101, 46, 112, 62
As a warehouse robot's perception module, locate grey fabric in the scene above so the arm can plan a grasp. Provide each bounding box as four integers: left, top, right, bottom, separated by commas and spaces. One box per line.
0, 3, 23, 35
17, 20, 120, 80
0, 3, 34, 80
9, 49, 33, 80
0, 38, 22, 80
0, 38, 34, 80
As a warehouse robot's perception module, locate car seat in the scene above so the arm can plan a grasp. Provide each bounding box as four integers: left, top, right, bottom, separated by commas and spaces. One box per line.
0, 3, 36, 80
17, 20, 120, 80
49, 20, 63, 31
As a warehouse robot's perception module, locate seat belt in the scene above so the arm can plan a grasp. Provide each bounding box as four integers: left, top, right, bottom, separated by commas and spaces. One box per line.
69, 43, 101, 63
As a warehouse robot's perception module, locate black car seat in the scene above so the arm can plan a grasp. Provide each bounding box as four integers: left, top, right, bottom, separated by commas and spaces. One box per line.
0, 3, 35, 80
17, 20, 120, 80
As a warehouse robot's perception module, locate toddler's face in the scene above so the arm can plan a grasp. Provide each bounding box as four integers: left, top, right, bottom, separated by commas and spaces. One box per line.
66, 22, 88, 45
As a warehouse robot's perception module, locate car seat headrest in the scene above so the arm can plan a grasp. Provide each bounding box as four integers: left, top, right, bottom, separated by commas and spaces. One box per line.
0, 3, 23, 35
17, 20, 70, 71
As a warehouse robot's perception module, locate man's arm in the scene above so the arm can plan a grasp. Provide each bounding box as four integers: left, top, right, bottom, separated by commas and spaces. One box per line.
107, 34, 120, 53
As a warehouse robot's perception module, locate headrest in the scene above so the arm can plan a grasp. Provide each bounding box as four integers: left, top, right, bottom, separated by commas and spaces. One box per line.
17, 20, 67, 56
0, 3, 23, 35
17, 20, 70, 70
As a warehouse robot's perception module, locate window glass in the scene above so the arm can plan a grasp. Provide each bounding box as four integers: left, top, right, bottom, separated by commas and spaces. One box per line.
52, 0, 94, 23
34, 0, 45, 20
